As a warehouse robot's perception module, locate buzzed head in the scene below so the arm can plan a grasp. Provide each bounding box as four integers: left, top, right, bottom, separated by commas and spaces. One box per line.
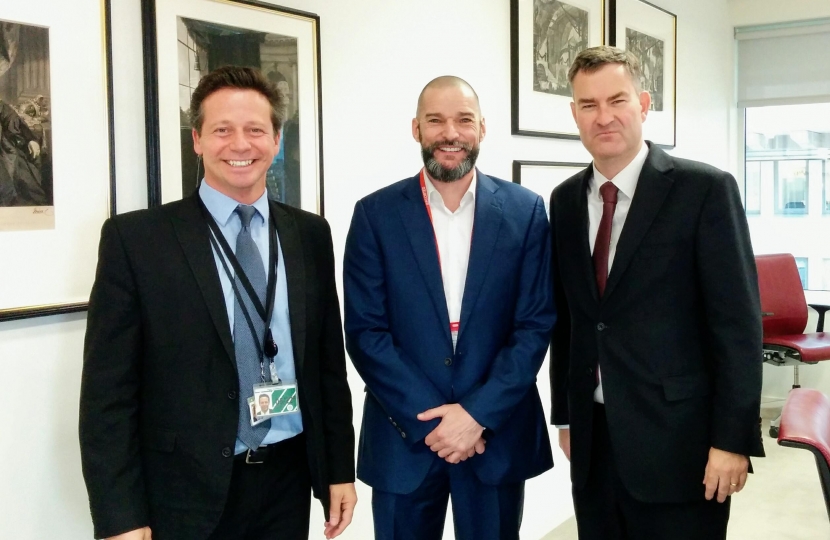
416, 76, 481, 118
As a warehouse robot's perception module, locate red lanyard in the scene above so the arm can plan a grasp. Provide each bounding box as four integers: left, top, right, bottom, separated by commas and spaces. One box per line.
419, 169, 464, 335
419, 169, 441, 266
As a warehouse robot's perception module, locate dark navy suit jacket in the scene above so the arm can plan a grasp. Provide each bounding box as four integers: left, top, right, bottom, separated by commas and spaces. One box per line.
344, 171, 555, 494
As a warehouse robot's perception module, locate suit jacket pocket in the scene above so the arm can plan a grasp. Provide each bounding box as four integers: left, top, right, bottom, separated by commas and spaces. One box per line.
141, 428, 176, 452
661, 373, 711, 401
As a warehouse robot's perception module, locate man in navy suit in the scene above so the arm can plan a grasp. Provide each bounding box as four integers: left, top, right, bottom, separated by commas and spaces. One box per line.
343, 76, 555, 540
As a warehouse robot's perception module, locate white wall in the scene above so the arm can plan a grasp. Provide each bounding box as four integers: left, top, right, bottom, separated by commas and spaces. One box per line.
727, 0, 830, 401
1, 0, 740, 538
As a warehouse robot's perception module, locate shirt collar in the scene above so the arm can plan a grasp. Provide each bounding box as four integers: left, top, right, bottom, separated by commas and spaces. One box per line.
424, 169, 477, 206
198, 180, 270, 226
590, 142, 649, 200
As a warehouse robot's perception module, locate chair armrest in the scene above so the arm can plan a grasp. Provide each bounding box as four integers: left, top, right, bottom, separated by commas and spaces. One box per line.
808, 304, 830, 332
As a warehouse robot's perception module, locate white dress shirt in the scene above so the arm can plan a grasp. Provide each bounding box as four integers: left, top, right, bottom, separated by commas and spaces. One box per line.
423, 171, 477, 349
588, 142, 649, 403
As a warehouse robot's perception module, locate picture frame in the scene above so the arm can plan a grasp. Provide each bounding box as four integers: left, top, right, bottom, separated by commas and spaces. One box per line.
0, 0, 116, 322
512, 160, 588, 214
511, 0, 605, 139
141, 0, 324, 214
609, 0, 676, 148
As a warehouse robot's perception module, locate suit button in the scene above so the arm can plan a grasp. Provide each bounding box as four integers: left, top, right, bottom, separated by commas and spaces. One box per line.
444, 358, 453, 366
227, 391, 237, 400
221, 447, 232, 458
401, 432, 407, 439
597, 323, 606, 331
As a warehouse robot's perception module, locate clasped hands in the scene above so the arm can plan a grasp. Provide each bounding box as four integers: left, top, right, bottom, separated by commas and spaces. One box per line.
417, 404, 486, 464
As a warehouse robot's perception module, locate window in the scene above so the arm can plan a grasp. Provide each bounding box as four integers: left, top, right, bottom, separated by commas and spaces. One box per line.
824, 162, 830, 214
795, 257, 808, 289
775, 160, 808, 215
744, 104, 830, 292
745, 162, 761, 214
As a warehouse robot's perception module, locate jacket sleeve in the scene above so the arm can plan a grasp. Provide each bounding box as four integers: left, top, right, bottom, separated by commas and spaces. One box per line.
78, 218, 149, 539
549, 194, 572, 427
316, 218, 357, 485
458, 196, 557, 432
695, 171, 765, 458
343, 200, 448, 445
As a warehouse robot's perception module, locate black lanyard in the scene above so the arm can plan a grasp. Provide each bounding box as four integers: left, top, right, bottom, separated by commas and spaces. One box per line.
198, 198, 280, 381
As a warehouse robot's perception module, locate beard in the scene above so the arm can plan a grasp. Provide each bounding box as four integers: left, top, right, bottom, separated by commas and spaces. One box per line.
420, 140, 479, 182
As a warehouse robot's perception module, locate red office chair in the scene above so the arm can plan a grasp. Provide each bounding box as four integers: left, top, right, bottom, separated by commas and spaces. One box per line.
777, 388, 830, 522
756, 254, 830, 437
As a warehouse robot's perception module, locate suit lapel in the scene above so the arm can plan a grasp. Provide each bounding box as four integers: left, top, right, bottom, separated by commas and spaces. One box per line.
270, 200, 307, 372
457, 172, 503, 341
603, 145, 674, 300
171, 195, 234, 363
571, 168, 599, 303
398, 175, 452, 338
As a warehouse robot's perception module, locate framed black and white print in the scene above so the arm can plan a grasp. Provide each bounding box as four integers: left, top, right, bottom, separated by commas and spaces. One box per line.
512, 160, 588, 215
511, 0, 605, 139
610, 0, 676, 148
0, 0, 115, 322
142, 0, 324, 214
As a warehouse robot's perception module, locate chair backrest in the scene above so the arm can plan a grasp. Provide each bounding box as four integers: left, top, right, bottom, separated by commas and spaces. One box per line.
756, 254, 808, 337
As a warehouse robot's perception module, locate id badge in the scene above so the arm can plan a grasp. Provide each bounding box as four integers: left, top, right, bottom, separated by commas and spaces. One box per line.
253, 381, 300, 418
247, 396, 270, 426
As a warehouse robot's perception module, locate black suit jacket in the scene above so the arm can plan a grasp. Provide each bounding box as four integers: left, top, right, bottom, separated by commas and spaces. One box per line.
550, 143, 764, 504
79, 193, 354, 539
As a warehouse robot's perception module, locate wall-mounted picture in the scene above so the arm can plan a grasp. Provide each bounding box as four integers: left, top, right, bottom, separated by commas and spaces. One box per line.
176, 17, 301, 206
533, 1, 590, 97
0, 20, 53, 231
512, 160, 589, 215
143, 0, 323, 214
512, 0, 605, 139
610, 0, 676, 147
625, 27, 664, 111
0, 1, 115, 322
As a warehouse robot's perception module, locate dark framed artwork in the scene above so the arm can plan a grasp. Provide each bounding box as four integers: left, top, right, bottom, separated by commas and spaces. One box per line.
142, 0, 324, 215
511, 0, 605, 139
610, 0, 676, 148
0, 0, 116, 322
512, 160, 588, 214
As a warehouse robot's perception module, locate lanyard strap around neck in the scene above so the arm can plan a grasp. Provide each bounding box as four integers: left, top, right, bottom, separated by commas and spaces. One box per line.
199, 197, 280, 363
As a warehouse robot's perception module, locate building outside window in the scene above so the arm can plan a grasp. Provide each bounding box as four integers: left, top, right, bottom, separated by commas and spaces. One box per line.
795, 257, 809, 289
774, 160, 808, 215
744, 103, 830, 292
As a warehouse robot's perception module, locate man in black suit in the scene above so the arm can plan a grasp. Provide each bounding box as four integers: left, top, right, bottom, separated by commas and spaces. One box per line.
79, 66, 356, 540
549, 46, 764, 539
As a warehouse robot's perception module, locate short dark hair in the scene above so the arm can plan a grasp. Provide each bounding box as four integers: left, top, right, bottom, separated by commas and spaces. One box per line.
568, 46, 643, 92
189, 65, 286, 134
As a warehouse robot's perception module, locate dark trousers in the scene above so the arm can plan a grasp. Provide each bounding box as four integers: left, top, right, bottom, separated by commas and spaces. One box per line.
573, 404, 730, 540
208, 434, 312, 540
372, 456, 524, 540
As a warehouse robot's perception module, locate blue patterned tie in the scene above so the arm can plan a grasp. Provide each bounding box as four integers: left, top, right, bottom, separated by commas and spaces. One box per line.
233, 205, 271, 450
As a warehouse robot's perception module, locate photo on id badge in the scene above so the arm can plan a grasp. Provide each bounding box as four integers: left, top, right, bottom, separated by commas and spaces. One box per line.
253, 382, 299, 418
247, 396, 269, 426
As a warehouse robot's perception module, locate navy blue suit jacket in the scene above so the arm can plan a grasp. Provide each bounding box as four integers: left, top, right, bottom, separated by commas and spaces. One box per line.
344, 171, 555, 494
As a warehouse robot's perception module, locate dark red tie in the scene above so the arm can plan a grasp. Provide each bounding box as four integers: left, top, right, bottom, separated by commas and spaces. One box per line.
593, 182, 619, 297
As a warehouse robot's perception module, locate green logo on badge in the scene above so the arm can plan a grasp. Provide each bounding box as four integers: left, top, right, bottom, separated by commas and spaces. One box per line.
270, 387, 298, 413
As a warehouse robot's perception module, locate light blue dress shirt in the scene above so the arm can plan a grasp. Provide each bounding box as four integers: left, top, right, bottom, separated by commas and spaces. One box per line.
198, 181, 303, 454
